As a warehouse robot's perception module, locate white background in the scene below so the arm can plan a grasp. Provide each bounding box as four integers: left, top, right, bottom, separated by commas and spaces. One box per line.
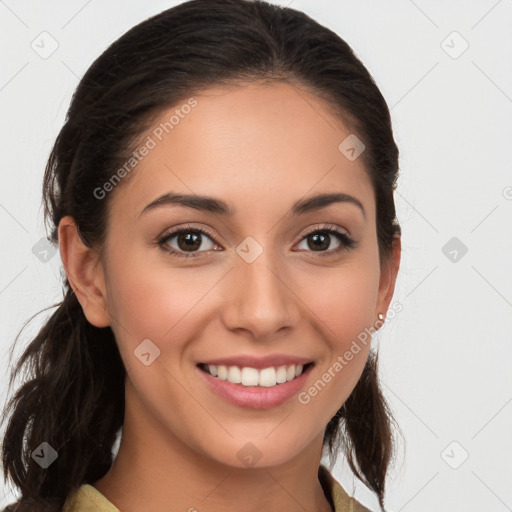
1, 1, 511, 511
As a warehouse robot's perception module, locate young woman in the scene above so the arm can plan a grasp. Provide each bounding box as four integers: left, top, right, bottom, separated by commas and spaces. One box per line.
1, 1, 402, 510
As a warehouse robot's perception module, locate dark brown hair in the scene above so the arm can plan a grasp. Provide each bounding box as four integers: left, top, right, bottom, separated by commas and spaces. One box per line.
1, 0, 402, 510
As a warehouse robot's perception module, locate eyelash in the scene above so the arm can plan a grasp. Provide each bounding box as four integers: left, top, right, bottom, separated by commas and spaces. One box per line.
156, 223, 357, 259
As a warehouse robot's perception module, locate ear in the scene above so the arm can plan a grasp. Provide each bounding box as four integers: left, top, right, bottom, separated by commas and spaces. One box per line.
375, 235, 401, 323
57, 215, 111, 328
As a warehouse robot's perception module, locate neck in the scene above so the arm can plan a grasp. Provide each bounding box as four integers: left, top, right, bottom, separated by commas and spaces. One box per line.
93, 381, 333, 512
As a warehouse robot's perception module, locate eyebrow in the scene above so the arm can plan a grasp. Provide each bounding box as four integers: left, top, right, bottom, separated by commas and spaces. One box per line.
139, 191, 366, 219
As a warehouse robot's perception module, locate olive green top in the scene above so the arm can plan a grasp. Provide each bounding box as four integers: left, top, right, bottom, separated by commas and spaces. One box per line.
3, 464, 371, 511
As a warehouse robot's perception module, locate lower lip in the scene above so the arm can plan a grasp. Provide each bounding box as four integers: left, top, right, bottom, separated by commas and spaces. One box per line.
197, 365, 313, 409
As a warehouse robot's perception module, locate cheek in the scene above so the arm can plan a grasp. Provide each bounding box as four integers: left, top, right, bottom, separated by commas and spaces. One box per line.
317, 283, 373, 337
105, 255, 216, 347
103, 259, 212, 432
302, 260, 379, 347
295, 261, 378, 413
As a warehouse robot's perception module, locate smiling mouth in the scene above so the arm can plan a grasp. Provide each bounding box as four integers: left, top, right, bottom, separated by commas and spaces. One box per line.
197, 362, 315, 387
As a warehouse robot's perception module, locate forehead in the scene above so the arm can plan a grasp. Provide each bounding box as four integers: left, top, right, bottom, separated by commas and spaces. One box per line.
109, 81, 374, 224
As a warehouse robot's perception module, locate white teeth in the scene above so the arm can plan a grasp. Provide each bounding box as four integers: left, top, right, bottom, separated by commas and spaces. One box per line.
276, 365, 287, 384
241, 367, 259, 386
259, 367, 276, 387
204, 363, 307, 387
227, 366, 242, 384
217, 365, 227, 380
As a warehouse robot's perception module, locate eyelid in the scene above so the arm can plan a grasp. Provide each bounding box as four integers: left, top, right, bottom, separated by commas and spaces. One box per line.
300, 223, 351, 238
158, 223, 350, 242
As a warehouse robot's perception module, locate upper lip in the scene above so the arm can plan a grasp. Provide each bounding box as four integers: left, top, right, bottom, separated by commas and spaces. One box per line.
199, 354, 314, 370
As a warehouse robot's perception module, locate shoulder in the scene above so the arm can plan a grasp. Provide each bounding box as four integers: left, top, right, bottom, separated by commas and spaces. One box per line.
319, 464, 373, 512
4, 471, 371, 512
62, 484, 120, 512
1, 485, 119, 512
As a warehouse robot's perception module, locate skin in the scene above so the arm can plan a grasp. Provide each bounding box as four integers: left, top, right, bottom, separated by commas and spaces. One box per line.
58, 81, 400, 512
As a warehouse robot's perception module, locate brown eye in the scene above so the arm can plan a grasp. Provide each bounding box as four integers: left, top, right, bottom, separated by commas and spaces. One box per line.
175, 232, 202, 251
296, 226, 356, 255
158, 226, 219, 258
306, 232, 331, 251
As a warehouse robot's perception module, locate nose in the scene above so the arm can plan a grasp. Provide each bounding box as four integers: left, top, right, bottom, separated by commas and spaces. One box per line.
221, 248, 301, 339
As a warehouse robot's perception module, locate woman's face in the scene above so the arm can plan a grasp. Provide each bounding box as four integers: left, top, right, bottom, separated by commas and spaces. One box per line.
68, 81, 399, 468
